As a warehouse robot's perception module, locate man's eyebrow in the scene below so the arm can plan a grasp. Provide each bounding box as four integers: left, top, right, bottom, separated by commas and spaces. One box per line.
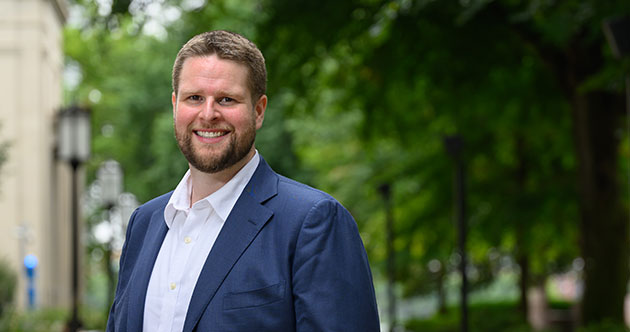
178, 88, 203, 95
179, 87, 245, 96
214, 88, 246, 97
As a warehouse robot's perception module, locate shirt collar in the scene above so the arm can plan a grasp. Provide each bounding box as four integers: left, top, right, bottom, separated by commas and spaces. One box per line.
164, 151, 260, 227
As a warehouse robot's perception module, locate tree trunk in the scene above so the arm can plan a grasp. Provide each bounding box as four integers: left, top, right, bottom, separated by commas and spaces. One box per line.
518, 253, 530, 318
515, 135, 530, 320
571, 88, 628, 325
501, 10, 629, 326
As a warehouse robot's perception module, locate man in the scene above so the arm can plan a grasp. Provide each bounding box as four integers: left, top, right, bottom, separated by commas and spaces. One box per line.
107, 30, 380, 331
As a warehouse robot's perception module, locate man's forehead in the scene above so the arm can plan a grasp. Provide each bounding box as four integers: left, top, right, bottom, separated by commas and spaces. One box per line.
182, 56, 248, 81
178, 57, 250, 96
182, 54, 247, 71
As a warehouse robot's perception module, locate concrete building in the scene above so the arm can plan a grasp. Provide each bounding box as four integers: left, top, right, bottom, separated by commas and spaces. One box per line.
0, 0, 72, 310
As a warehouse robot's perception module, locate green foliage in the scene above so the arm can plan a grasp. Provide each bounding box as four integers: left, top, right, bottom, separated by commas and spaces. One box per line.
256, 0, 588, 300
578, 321, 630, 332
64, 19, 182, 201
0, 259, 16, 317
0, 308, 66, 332
64, 0, 630, 326
0, 304, 109, 332
405, 302, 535, 332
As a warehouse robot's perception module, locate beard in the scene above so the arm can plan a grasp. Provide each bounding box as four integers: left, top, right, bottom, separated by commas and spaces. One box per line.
175, 119, 256, 174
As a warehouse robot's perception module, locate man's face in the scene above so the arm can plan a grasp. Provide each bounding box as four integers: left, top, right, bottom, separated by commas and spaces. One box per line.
173, 55, 266, 174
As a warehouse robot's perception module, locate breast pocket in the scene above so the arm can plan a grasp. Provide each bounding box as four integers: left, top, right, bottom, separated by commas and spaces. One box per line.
223, 280, 286, 310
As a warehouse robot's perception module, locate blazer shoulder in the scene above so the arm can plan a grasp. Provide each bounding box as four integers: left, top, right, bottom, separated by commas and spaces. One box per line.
275, 175, 338, 206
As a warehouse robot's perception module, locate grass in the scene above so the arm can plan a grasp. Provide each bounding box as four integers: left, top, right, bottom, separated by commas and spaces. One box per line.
405, 301, 553, 332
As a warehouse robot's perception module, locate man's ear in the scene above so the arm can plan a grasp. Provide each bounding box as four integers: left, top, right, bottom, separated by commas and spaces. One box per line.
254, 94, 267, 130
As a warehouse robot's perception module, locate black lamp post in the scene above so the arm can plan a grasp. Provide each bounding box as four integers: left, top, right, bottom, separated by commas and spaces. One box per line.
443, 135, 468, 332
57, 105, 90, 332
378, 183, 396, 332
97, 160, 122, 311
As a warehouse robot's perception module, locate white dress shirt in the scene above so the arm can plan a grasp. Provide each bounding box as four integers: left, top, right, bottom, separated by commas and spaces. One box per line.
143, 152, 260, 332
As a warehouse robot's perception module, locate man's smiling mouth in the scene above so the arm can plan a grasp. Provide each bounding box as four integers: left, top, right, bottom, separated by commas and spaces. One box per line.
194, 130, 229, 138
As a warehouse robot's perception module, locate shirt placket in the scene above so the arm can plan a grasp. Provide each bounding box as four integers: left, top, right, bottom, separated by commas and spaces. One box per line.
155, 211, 186, 332
165, 203, 213, 331
174, 201, 212, 323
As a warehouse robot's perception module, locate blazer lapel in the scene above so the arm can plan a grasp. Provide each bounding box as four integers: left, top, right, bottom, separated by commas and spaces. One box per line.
126, 207, 169, 332
183, 158, 278, 332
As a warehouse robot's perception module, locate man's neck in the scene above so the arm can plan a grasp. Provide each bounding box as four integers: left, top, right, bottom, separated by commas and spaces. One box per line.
188, 149, 256, 206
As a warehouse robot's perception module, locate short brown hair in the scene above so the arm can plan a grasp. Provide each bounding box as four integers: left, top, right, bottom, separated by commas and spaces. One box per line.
172, 30, 267, 100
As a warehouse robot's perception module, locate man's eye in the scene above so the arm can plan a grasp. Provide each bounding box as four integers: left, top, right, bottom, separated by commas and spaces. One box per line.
219, 97, 235, 104
188, 95, 203, 102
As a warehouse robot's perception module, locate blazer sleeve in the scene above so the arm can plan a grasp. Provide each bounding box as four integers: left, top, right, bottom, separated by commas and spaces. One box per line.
292, 198, 380, 331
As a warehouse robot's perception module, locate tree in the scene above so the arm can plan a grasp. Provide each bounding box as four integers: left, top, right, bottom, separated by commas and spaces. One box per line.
257, 0, 629, 326
64, 0, 630, 326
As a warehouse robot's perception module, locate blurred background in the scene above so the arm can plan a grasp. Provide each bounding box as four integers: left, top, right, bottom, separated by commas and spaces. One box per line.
1, 0, 630, 331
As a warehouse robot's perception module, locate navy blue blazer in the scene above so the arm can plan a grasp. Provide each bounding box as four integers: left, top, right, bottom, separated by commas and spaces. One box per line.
106, 157, 380, 331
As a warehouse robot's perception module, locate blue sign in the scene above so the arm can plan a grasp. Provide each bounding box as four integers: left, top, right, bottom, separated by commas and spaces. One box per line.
24, 254, 38, 269
23, 254, 37, 310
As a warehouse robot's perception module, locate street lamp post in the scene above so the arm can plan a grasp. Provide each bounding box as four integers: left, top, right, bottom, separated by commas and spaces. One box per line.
98, 160, 123, 210
97, 160, 122, 311
116, 192, 138, 247
378, 183, 396, 332
443, 135, 468, 332
57, 105, 90, 332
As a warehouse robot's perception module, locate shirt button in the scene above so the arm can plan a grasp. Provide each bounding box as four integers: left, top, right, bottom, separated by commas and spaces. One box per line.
170, 282, 176, 290
184, 237, 192, 244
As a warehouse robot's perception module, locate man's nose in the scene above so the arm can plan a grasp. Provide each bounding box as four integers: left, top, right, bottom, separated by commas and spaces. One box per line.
199, 100, 220, 121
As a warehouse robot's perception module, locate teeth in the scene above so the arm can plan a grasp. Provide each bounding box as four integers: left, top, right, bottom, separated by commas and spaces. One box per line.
196, 131, 226, 138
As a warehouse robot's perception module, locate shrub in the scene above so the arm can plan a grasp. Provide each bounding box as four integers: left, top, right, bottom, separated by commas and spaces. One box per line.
405, 301, 555, 332
0, 259, 17, 317
578, 320, 629, 332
